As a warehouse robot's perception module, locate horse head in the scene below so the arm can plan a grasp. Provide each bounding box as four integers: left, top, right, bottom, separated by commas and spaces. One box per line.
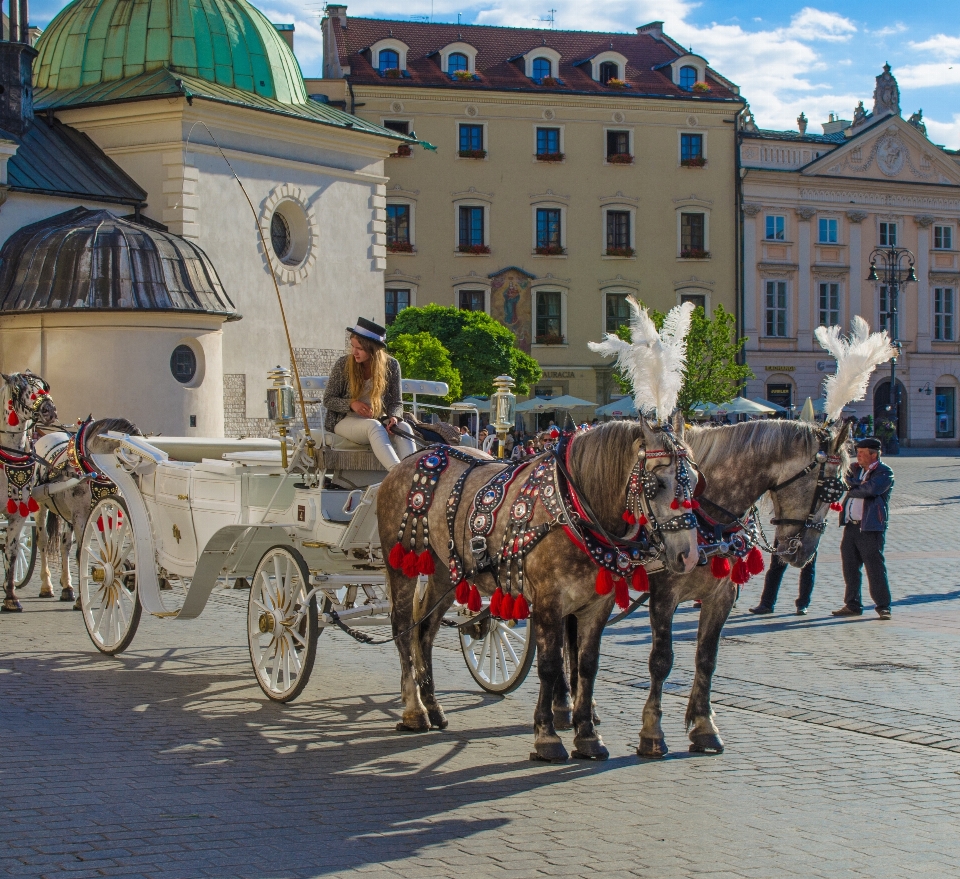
0, 371, 58, 440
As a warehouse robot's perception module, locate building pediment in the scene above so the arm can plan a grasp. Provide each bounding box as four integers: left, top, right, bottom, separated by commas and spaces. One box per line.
801, 117, 960, 186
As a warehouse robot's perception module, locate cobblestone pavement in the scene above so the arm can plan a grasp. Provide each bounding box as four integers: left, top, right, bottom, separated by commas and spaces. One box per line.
2, 455, 960, 879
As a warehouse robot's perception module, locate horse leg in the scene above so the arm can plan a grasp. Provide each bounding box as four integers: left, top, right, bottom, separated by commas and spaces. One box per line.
638, 583, 680, 758
59, 520, 76, 603
685, 582, 735, 755
2, 518, 24, 612
531, 601, 568, 762
570, 600, 611, 760
414, 568, 455, 730
388, 568, 431, 733
37, 509, 55, 598
552, 615, 576, 730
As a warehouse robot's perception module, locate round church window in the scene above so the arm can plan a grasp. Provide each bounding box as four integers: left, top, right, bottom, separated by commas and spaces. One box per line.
271, 211, 292, 262
171, 345, 197, 384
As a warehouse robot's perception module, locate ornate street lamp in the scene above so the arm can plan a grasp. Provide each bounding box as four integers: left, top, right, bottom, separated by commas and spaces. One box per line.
866, 246, 917, 454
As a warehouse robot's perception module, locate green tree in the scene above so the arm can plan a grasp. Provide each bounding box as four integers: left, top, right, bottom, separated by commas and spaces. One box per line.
386, 304, 541, 397
388, 332, 462, 404
614, 304, 753, 415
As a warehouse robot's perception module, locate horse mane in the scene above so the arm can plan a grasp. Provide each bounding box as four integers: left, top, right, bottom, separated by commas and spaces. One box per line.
85, 417, 143, 453
686, 420, 851, 474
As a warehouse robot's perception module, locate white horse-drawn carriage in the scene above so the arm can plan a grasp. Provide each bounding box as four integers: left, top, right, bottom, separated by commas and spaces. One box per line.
72, 375, 533, 702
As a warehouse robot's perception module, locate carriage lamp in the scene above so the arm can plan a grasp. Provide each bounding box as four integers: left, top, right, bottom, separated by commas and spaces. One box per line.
490, 374, 516, 459
267, 366, 296, 468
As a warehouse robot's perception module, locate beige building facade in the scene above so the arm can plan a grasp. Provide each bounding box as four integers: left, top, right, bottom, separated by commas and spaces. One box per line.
312, 11, 744, 415
740, 66, 960, 446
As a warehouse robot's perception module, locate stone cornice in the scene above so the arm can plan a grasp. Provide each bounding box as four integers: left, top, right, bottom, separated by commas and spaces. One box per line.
598, 274, 641, 290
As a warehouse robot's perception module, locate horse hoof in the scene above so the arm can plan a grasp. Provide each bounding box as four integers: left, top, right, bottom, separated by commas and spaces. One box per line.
1, 599, 23, 613
72, 598, 82, 611
427, 707, 449, 730
531, 738, 568, 763
553, 708, 573, 730
572, 736, 609, 761
59, 587, 76, 602
689, 733, 724, 754
638, 736, 669, 759
395, 721, 430, 733
39, 589, 55, 598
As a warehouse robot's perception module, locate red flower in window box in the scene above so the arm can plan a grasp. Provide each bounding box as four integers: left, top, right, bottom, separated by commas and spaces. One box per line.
458, 244, 491, 255
680, 156, 707, 168
692, 81, 711, 93
680, 248, 710, 259
535, 332, 566, 345
605, 246, 635, 257
384, 68, 403, 79
390, 143, 413, 158
540, 76, 561, 87
535, 244, 566, 256
458, 149, 487, 159
536, 152, 565, 162
387, 241, 415, 253
607, 153, 634, 164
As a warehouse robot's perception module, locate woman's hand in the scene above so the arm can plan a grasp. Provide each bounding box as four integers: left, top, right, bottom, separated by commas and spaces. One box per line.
350, 400, 374, 419
384, 416, 398, 431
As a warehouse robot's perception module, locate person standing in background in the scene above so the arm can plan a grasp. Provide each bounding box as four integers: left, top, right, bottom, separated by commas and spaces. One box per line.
749, 552, 817, 616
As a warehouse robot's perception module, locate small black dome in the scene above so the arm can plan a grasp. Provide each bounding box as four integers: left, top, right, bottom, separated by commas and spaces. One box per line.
0, 208, 238, 318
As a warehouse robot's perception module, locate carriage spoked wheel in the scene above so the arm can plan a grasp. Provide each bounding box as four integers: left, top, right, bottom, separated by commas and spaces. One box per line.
459, 613, 535, 695
247, 546, 318, 703
79, 497, 142, 655
11, 519, 37, 591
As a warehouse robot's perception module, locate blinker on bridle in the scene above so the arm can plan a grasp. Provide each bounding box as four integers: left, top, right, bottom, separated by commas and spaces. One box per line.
769, 431, 845, 539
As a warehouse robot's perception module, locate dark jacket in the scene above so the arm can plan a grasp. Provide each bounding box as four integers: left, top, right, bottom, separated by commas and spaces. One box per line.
839, 461, 894, 532
323, 354, 403, 433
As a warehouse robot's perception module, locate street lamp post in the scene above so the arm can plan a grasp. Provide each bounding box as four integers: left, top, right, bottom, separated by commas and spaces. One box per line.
867, 246, 917, 455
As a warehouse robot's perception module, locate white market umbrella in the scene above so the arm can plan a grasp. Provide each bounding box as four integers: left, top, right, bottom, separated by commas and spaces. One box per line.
799, 397, 816, 423
755, 398, 789, 413
716, 397, 777, 415
458, 396, 490, 413
515, 396, 558, 412
596, 398, 638, 417
546, 394, 596, 409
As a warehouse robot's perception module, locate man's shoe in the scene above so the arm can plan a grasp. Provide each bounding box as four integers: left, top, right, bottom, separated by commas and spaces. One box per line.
831, 606, 862, 617
796, 607, 808, 616
748, 605, 773, 615
877, 609, 892, 620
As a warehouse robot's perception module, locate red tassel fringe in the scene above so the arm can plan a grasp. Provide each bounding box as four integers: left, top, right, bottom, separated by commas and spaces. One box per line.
595, 567, 614, 595
388, 543, 406, 569
731, 558, 750, 585
489, 587, 503, 618
467, 585, 482, 613
27, 496, 39, 513
6, 499, 16, 515
401, 550, 419, 578
614, 577, 629, 610
830, 502, 843, 512
455, 580, 470, 605
632, 566, 650, 592
7, 411, 19, 426
500, 592, 515, 620
417, 550, 435, 575
637, 514, 648, 525
746, 546, 765, 575
670, 498, 680, 510
512, 594, 529, 621
710, 556, 731, 579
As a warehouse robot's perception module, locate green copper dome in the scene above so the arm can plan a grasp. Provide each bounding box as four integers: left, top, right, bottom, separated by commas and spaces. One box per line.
34, 0, 307, 103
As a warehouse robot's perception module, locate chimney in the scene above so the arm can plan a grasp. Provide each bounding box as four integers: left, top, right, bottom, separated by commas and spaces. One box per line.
636, 21, 664, 41
0, 40, 38, 136
326, 5, 348, 27
821, 112, 852, 135
19, 0, 29, 44
274, 23, 294, 51
797, 112, 807, 135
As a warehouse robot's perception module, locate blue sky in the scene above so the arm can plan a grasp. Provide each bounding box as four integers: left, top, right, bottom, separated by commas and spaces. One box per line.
29, 0, 960, 148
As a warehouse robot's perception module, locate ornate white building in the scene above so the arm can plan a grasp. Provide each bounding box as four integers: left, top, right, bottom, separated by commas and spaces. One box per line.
740, 65, 960, 446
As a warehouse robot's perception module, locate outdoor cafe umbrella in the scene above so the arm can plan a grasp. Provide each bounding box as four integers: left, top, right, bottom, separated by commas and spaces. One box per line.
755, 398, 789, 413
458, 396, 490, 413
715, 397, 777, 416
595, 398, 637, 417
515, 396, 557, 412
799, 397, 816, 423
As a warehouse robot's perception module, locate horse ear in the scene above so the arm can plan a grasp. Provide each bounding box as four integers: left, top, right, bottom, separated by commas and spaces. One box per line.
672, 410, 685, 440
834, 419, 851, 449
0, 373, 10, 383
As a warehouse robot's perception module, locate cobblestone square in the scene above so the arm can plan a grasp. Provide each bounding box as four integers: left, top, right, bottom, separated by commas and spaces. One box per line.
2, 455, 959, 879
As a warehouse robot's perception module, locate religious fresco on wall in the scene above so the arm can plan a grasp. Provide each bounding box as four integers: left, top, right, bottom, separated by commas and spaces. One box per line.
489, 267, 533, 353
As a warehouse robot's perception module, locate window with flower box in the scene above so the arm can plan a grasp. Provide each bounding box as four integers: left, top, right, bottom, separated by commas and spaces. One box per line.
606, 130, 632, 163
535, 208, 564, 254
606, 211, 633, 256
458, 123, 485, 158
680, 212, 707, 258
458, 289, 486, 312
680, 133, 704, 166
605, 292, 631, 333
532, 57, 552, 81
378, 49, 400, 74
448, 52, 468, 73
599, 61, 619, 83
386, 204, 413, 252
458, 206, 488, 253
384, 120, 412, 157
536, 291, 563, 343
536, 127, 563, 161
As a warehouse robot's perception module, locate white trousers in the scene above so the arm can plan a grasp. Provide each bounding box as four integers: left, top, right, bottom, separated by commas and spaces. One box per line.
334, 416, 416, 470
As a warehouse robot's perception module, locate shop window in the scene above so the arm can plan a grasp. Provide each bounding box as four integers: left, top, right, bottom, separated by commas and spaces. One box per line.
767, 383, 792, 409
936, 387, 955, 439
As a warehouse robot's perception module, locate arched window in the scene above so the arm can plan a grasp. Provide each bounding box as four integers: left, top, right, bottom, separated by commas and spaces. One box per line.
379, 49, 400, 73
448, 52, 469, 73
679, 65, 697, 91
599, 61, 619, 83
532, 57, 552, 81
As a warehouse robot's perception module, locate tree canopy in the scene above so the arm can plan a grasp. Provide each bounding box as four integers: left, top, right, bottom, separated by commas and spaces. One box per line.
386, 305, 541, 397
614, 303, 753, 415
388, 332, 462, 404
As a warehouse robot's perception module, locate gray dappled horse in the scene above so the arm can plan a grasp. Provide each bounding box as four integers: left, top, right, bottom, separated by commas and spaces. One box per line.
0, 372, 59, 612
378, 418, 702, 762
559, 418, 851, 757
33, 418, 142, 607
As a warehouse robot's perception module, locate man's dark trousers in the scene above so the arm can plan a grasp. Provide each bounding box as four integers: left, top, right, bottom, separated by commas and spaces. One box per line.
757, 552, 816, 611
840, 524, 891, 611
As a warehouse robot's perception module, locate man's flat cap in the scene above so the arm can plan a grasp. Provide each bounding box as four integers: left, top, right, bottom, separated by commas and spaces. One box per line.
855, 437, 882, 451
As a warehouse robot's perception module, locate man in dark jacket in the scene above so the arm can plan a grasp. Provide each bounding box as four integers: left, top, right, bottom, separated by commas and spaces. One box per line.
833, 437, 894, 620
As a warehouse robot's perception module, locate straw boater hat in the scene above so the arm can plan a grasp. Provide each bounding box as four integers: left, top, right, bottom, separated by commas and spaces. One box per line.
348, 317, 387, 347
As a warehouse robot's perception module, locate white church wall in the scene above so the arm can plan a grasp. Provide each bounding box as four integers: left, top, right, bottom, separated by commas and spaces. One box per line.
0, 191, 104, 247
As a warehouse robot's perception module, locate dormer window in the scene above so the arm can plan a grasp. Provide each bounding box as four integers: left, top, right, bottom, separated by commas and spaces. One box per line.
448, 52, 468, 73
679, 66, 697, 91
599, 61, 618, 84
379, 49, 400, 73
532, 57, 552, 81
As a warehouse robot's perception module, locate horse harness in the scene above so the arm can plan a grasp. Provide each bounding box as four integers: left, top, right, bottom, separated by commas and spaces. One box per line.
768, 430, 845, 537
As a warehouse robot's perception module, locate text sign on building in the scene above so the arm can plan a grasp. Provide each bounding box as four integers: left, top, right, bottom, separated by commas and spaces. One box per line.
764, 365, 795, 372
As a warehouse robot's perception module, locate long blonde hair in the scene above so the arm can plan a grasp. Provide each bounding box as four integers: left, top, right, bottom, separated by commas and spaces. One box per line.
346, 334, 388, 417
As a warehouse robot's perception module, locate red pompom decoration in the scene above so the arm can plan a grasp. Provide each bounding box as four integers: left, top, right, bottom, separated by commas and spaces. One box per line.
29, 393, 36, 401
7, 410, 19, 426
622, 510, 636, 524
27, 497, 39, 513
746, 546, 765, 575
682, 499, 693, 509
614, 577, 629, 610
691, 499, 700, 510
710, 556, 731, 579
6, 499, 17, 515
512, 594, 529, 621
632, 566, 650, 593
830, 502, 843, 512
489, 587, 503, 618
637, 514, 648, 526
731, 558, 750, 585
467, 584, 482, 613
455, 580, 470, 605
401, 550, 420, 578
417, 550, 435, 576
96, 515, 104, 532
595, 566, 614, 595
670, 498, 680, 510
500, 592, 514, 619
18, 501, 28, 518
388, 543, 406, 570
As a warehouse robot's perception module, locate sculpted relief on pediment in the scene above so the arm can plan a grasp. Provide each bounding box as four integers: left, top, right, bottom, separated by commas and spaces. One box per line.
820, 127, 952, 184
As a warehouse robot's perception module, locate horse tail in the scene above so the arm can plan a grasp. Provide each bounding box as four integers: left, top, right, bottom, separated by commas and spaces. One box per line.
44, 508, 60, 557
409, 577, 429, 687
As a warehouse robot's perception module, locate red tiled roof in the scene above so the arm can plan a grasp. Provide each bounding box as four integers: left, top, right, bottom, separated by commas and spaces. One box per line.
334, 18, 740, 100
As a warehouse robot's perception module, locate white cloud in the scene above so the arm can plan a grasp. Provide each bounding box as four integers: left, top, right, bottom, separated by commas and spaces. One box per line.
924, 113, 960, 148
782, 7, 856, 43
908, 34, 960, 60
868, 23, 908, 38
896, 62, 960, 89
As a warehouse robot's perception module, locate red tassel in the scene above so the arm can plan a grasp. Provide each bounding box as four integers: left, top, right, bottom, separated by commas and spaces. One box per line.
388, 543, 406, 570
731, 558, 750, 585
18, 501, 28, 518
691, 499, 700, 510
711, 556, 731, 579
500, 592, 514, 619
455, 580, 470, 605
746, 546, 765, 575
637, 514, 648, 526
621, 510, 634, 523
27, 496, 39, 513
632, 566, 649, 592
6, 499, 16, 515
467, 585, 482, 613
830, 502, 843, 512
401, 550, 419, 578
7, 410, 18, 426
489, 587, 503, 618
670, 498, 680, 510
96, 515, 104, 532
614, 577, 629, 610
512, 594, 529, 621
417, 550, 435, 576
682, 499, 693, 509
595, 567, 614, 595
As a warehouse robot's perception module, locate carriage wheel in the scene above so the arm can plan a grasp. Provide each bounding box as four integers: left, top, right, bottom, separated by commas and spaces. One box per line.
460, 615, 535, 695
79, 498, 142, 655
11, 520, 37, 590
247, 546, 318, 703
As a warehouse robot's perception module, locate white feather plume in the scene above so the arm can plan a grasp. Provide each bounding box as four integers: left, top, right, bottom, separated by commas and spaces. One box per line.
815, 316, 896, 422
588, 298, 694, 421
